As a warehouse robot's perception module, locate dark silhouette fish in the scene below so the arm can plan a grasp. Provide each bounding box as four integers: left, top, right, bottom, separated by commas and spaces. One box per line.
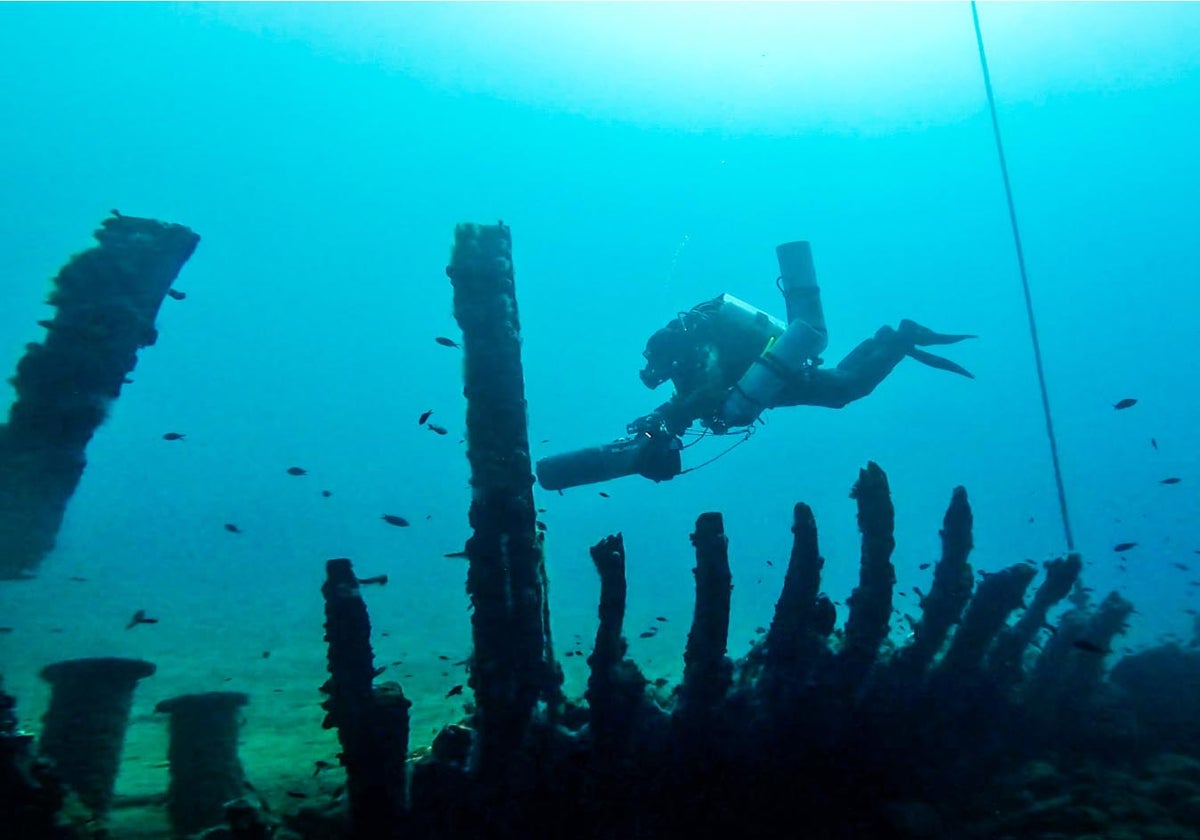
418, 410, 433, 425
599, 491, 610, 498
426, 423, 449, 435
435, 336, 460, 348
445, 684, 464, 698
1073, 639, 1111, 655
286, 466, 307, 476
444, 550, 469, 558
1113, 398, 1137, 410
639, 630, 657, 639
535, 520, 547, 531
1113, 541, 1137, 552
162, 432, 185, 441
357, 574, 388, 585
918, 563, 931, 570
126, 609, 158, 629
224, 523, 241, 534
1152, 438, 1159, 450
1160, 477, 1182, 485
166, 288, 187, 301
381, 514, 410, 527
321, 490, 332, 497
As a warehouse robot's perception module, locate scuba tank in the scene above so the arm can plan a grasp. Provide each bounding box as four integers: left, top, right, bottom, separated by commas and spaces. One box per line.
719, 241, 829, 428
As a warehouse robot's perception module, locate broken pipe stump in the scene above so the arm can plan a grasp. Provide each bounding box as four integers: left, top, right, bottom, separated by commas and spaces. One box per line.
0, 214, 199, 579
155, 691, 250, 837
674, 512, 733, 739
838, 462, 897, 693
986, 553, 1082, 687
761, 502, 826, 698
320, 557, 406, 833
896, 486, 974, 679
37, 657, 156, 815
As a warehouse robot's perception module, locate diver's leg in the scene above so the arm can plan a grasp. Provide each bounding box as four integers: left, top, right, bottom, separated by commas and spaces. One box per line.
781, 326, 910, 409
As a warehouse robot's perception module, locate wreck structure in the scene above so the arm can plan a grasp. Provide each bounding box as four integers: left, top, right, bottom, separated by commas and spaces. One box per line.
4, 221, 1200, 840
0, 214, 199, 579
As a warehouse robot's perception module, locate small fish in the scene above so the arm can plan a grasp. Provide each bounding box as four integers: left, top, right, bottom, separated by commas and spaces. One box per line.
1160, 477, 1182, 485
418, 410, 433, 425
438, 655, 450, 661
1173, 563, 1190, 571
766, 560, 773, 567
1073, 639, 1110, 655
1113, 398, 1137, 410
655, 616, 667, 622
261, 651, 270, 659
321, 490, 332, 498
381, 514, 410, 527
537, 508, 547, 513
445, 684, 464, 698
286, 791, 308, 800
564, 650, 576, 657
313, 760, 332, 777
224, 523, 241, 534
638, 630, 656, 638
1113, 542, 1137, 552
1152, 438, 1159, 450
286, 466, 307, 476
166, 288, 187, 301
755, 626, 766, 634
918, 563, 931, 570
126, 609, 158, 629
0, 627, 13, 634
599, 491, 610, 498
357, 574, 389, 585
535, 520, 547, 532
162, 432, 185, 441
444, 550, 469, 559
426, 424, 448, 435
435, 336, 460, 348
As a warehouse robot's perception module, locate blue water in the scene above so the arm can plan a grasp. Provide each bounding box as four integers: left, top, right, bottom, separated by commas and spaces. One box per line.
1, 1, 1198, 816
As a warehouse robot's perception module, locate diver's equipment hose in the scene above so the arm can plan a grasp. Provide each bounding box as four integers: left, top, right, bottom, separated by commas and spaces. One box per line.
971, 1, 1075, 552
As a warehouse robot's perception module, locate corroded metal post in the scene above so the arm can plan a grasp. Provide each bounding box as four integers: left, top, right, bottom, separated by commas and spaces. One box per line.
446, 222, 558, 780
761, 502, 826, 695
0, 214, 199, 579
895, 486, 975, 678
675, 512, 733, 734
838, 462, 896, 692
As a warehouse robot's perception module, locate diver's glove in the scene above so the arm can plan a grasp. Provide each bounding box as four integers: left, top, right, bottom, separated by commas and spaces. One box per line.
627, 412, 669, 437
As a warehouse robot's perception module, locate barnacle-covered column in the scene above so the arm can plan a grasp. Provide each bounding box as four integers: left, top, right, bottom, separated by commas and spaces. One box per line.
155, 691, 250, 837
320, 557, 409, 834
935, 564, 1036, 678
446, 222, 558, 779
0, 214, 199, 579
895, 486, 974, 678
986, 554, 1082, 687
37, 657, 156, 815
674, 513, 733, 736
837, 462, 896, 692
586, 534, 649, 764
761, 503, 826, 696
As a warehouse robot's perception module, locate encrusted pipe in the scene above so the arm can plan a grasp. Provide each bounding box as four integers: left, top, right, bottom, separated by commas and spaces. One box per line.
936, 563, 1036, 676
986, 553, 1082, 686
762, 503, 825, 695
155, 691, 250, 837
896, 486, 975, 678
320, 557, 407, 833
0, 214, 199, 579
446, 222, 558, 778
37, 657, 156, 814
838, 462, 896, 692
675, 512, 733, 733
586, 534, 648, 764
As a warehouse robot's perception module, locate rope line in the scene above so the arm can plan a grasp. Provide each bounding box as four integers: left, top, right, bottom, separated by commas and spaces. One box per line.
970, 1, 1075, 551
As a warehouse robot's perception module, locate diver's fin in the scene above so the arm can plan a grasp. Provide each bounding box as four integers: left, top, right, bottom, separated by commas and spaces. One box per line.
899, 319, 977, 347
907, 348, 975, 379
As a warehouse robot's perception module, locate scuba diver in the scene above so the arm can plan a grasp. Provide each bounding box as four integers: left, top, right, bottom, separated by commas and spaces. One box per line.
535, 241, 975, 491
